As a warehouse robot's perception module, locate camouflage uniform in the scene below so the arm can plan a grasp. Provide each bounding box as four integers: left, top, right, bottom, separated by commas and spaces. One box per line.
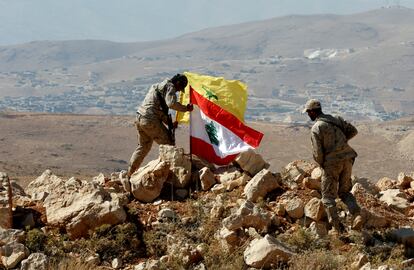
310, 113, 360, 230
128, 79, 187, 176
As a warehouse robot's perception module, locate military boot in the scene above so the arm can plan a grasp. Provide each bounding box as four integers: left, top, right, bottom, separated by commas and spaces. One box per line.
326, 206, 344, 235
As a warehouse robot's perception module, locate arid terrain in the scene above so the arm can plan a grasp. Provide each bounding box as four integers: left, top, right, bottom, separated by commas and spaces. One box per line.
1, 112, 413, 187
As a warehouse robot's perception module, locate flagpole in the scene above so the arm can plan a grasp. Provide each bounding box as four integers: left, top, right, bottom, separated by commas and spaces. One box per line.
189, 87, 194, 189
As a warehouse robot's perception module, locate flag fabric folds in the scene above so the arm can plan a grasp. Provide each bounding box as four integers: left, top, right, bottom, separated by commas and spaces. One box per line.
178, 72, 263, 165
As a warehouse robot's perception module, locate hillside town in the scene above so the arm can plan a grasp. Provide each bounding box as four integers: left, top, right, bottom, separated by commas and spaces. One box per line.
0, 70, 406, 123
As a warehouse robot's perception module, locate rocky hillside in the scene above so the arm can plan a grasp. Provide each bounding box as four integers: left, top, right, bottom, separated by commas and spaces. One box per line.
1, 146, 414, 269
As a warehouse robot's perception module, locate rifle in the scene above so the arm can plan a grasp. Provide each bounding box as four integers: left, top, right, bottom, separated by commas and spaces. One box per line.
167, 113, 175, 145
157, 90, 176, 145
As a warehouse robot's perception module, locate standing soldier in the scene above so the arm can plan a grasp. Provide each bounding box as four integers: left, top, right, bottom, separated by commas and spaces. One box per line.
303, 99, 364, 234
124, 74, 193, 182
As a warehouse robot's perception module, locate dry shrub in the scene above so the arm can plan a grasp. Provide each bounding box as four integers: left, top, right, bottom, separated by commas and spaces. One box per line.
289, 249, 354, 270
47, 258, 105, 270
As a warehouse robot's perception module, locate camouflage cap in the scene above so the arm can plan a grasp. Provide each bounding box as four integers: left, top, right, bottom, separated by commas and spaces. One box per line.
302, 99, 321, 113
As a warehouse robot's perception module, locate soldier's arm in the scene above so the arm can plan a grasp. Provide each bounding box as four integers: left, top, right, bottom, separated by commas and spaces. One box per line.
165, 85, 188, 112
311, 127, 324, 166
338, 116, 358, 140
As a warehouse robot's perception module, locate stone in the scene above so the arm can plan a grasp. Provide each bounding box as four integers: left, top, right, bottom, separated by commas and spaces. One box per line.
92, 173, 106, 186
376, 177, 396, 192
234, 149, 269, 176
274, 203, 285, 216
223, 200, 271, 232
310, 167, 323, 181
284, 197, 304, 219
26, 170, 65, 202
215, 167, 242, 183
43, 177, 127, 239
351, 253, 368, 269
0, 228, 25, 245
159, 145, 192, 188
379, 189, 410, 213
218, 227, 240, 251
244, 235, 295, 268
303, 177, 321, 191
243, 169, 280, 202
359, 262, 372, 270
199, 167, 216, 191
308, 221, 328, 238
112, 258, 122, 269
304, 198, 325, 221
397, 172, 413, 190
0, 242, 29, 268
130, 159, 170, 203
20, 252, 48, 270
85, 254, 100, 265
224, 173, 251, 191
211, 184, 226, 194
158, 208, 178, 221
281, 160, 317, 189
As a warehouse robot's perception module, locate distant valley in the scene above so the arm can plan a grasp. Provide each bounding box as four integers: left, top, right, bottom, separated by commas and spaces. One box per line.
1, 6, 414, 123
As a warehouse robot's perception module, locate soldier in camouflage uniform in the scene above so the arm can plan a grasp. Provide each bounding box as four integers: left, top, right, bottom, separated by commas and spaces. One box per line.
303, 99, 364, 234
126, 74, 193, 178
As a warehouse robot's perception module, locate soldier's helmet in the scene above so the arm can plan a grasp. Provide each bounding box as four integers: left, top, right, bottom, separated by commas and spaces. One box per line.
302, 99, 321, 113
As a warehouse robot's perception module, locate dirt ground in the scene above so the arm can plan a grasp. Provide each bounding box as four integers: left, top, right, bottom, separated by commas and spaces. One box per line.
0, 112, 413, 187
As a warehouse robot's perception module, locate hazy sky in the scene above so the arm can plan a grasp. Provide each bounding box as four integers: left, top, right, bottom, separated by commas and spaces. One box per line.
1, 0, 414, 45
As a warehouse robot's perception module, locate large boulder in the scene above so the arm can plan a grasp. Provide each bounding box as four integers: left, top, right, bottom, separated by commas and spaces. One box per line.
243, 169, 280, 202
26, 170, 65, 202
42, 175, 127, 239
0, 242, 30, 268
130, 159, 170, 203
159, 145, 192, 188
234, 149, 269, 176
223, 200, 271, 232
244, 235, 295, 268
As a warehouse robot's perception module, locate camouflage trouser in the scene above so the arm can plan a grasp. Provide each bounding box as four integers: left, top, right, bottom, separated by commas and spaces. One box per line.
321, 158, 360, 228
128, 114, 173, 176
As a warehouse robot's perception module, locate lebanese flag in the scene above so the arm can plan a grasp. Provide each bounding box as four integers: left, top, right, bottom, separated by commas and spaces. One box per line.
190, 87, 263, 165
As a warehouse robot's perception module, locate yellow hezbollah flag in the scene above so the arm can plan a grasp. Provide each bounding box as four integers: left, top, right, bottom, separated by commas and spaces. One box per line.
177, 72, 248, 123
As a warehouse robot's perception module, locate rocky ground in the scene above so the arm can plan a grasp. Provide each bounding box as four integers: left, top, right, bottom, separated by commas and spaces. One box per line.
0, 112, 413, 188
1, 145, 414, 270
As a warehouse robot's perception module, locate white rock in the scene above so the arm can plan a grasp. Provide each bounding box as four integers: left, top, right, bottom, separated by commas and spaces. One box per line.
159, 145, 192, 188
130, 159, 170, 203
234, 149, 269, 176
244, 235, 295, 268
243, 169, 280, 202
199, 167, 216, 191
223, 200, 271, 232
0, 242, 29, 268
20, 252, 48, 270
304, 198, 325, 221
284, 197, 304, 219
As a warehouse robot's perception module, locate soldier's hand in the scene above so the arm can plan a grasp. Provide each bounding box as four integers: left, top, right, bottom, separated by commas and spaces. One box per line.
173, 121, 178, 129
186, 104, 194, 112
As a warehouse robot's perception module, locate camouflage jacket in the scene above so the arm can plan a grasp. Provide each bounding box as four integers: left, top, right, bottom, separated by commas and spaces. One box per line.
137, 79, 187, 122
311, 113, 358, 166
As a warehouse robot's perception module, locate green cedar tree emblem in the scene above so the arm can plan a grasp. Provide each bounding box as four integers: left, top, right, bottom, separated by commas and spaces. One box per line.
202, 85, 219, 101
205, 121, 219, 146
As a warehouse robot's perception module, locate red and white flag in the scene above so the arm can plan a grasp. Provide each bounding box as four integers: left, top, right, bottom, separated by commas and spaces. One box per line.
178, 72, 263, 165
